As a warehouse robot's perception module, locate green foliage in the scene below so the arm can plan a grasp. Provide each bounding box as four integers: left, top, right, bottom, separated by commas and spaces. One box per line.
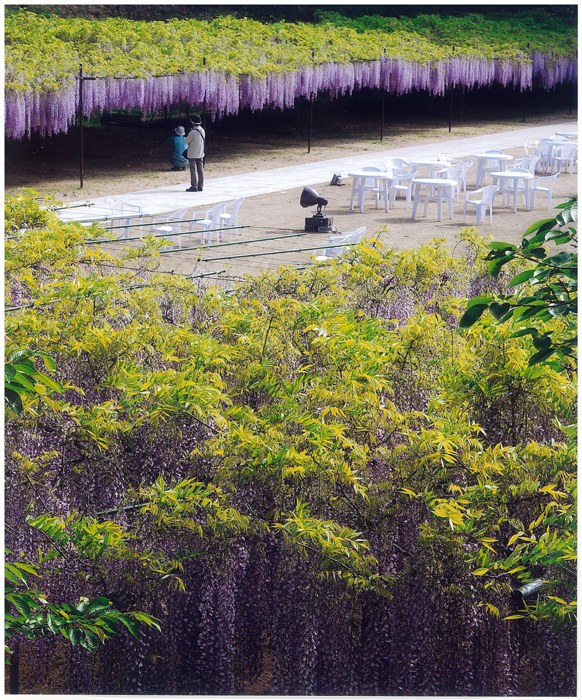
5, 192, 576, 638
460, 197, 577, 371
314, 10, 577, 55
420, 432, 576, 629
5, 348, 63, 416
274, 501, 394, 595
5, 10, 576, 93
5, 550, 160, 657
137, 475, 256, 539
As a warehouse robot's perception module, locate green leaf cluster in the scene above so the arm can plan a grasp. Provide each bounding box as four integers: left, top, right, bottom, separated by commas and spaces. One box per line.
5, 349, 63, 416
5, 10, 576, 93
460, 197, 577, 370
5, 549, 160, 656
5, 192, 576, 634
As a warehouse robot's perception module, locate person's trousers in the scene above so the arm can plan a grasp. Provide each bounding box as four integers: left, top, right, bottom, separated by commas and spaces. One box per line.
188, 158, 204, 189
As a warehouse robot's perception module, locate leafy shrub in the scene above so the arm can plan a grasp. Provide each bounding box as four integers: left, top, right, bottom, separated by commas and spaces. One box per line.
5, 193, 576, 694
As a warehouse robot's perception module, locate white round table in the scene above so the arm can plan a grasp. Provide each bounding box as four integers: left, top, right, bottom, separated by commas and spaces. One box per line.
474, 153, 513, 187
489, 170, 534, 213
407, 158, 451, 178
411, 178, 457, 222
347, 171, 392, 213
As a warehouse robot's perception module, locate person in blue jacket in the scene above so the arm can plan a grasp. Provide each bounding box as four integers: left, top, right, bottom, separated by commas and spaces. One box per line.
167, 126, 189, 171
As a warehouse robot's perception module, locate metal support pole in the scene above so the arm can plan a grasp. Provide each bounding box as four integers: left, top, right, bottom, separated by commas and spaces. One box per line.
308, 50, 315, 154
202, 56, 207, 130
380, 48, 385, 143
87, 225, 249, 245
78, 64, 95, 190
381, 92, 385, 143
79, 64, 84, 189
449, 46, 455, 133
158, 231, 307, 255
199, 241, 362, 264
308, 95, 313, 154
524, 43, 530, 123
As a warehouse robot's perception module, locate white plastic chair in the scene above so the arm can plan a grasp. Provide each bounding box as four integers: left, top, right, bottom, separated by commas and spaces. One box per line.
475, 151, 506, 187
349, 167, 389, 213
436, 163, 464, 200
522, 141, 541, 158
218, 198, 245, 242
457, 160, 473, 196
463, 185, 499, 225
513, 154, 541, 175
315, 227, 366, 262
149, 208, 189, 255
551, 143, 577, 175
104, 197, 143, 238
535, 138, 568, 173
530, 174, 560, 210
204, 204, 228, 245
188, 204, 225, 246
391, 157, 414, 174
383, 158, 413, 208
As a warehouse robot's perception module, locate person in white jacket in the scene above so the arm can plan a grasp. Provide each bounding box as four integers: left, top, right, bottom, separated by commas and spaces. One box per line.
184, 115, 205, 192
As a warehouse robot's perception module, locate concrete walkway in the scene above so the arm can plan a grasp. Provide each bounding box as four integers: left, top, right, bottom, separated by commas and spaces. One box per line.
61, 122, 577, 221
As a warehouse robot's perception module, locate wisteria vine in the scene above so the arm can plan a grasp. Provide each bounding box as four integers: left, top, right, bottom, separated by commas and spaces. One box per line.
5, 52, 578, 140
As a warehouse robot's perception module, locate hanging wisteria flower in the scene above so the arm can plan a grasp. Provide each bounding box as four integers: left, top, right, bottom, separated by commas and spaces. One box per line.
4, 10, 577, 138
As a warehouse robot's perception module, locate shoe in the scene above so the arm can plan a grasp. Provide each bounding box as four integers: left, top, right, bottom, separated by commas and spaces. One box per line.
186, 187, 197, 192
198, 186, 203, 191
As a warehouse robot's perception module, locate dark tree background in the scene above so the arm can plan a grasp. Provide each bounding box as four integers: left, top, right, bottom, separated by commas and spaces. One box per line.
5, 4, 578, 22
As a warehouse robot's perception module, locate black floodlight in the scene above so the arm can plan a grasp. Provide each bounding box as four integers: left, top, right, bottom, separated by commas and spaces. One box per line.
300, 186, 328, 214
300, 186, 334, 233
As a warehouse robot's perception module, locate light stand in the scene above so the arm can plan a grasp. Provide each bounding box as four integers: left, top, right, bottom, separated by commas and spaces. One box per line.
300, 186, 335, 233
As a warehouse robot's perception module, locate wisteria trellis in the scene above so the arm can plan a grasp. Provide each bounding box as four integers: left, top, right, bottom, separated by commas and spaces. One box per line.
5, 52, 578, 140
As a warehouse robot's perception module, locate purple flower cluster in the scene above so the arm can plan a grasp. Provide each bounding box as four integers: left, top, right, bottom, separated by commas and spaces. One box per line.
5, 53, 577, 139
